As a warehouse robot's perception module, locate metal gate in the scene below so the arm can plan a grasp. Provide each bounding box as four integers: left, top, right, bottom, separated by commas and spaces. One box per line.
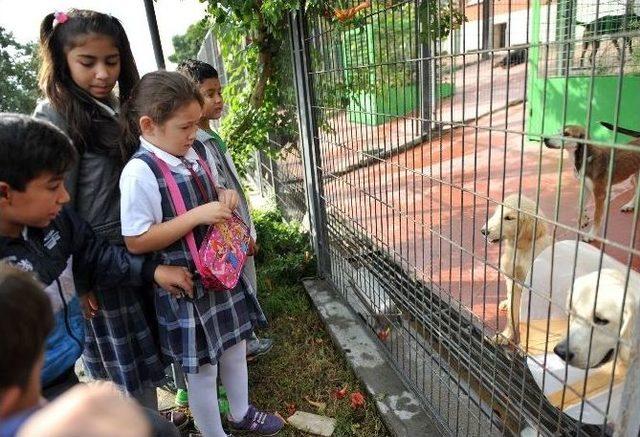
261, 0, 640, 434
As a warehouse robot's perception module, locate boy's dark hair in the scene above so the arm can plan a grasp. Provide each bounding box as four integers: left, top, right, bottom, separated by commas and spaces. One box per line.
0, 114, 77, 191
120, 71, 204, 159
176, 59, 219, 84
0, 264, 54, 390
38, 9, 139, 159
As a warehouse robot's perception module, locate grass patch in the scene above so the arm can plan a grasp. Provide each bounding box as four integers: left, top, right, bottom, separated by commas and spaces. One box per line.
248, 208, 390, 436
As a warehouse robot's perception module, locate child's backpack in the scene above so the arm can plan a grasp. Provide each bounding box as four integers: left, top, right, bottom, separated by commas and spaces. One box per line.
150, 150, 250, 291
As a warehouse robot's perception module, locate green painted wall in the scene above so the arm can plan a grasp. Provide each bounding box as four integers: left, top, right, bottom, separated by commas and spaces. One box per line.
526, 0, 640, 143
347, 85, 418, 125
341, 15, 419, 126
528, 75, 640, 143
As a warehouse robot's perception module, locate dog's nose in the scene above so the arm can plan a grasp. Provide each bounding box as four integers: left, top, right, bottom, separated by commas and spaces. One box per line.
553, 343, 574, 362
481, 228, 487, 235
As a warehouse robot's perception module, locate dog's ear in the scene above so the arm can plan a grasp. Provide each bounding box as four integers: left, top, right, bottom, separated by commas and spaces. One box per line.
619, 292, 637, 363
534, 218, 547, 241
517, 212, 535, 243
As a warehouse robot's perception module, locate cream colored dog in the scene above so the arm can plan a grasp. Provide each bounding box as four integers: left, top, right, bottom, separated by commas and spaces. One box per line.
481, 194, 552, 344
554, 268, 639, 369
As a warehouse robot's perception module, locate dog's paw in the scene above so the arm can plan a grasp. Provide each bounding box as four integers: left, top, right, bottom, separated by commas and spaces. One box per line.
621, 202, 636, 212
582, 232, 595, 243
498, 299, 509, 312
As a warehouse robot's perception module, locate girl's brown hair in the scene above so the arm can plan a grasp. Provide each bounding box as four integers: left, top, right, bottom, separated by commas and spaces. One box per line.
38, 9, 139, 159
120, 71, 203, 159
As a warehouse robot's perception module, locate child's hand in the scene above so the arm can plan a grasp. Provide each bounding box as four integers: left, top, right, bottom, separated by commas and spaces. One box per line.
218, 189, 240, 211
192, 201, 232, 225
154, 266, 194, 298
79, 291, 99, 319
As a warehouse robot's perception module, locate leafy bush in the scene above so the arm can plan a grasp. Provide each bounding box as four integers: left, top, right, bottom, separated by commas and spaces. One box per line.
252, 208, 316, 284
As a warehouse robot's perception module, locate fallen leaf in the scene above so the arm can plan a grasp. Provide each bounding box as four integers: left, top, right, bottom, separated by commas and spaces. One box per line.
304, 396, 327, 413
350, 391, 365, 409
333, 385, 348, 399
285, 402, 297, 416
377, 327, 391, 342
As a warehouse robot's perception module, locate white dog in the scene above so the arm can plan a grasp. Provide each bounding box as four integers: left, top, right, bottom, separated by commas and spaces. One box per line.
481, 194, 552, 344
554, 268, 638, 369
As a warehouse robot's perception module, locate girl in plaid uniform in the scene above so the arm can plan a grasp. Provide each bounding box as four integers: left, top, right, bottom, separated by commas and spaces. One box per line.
119, 71, 283, 437
32, 10, 189, 428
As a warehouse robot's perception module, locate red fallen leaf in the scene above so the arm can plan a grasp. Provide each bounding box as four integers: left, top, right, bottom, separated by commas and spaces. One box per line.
334, 385, 348, 399
285, 402, 297, 416
377, 327, 391, 342
350, 391, 366, 409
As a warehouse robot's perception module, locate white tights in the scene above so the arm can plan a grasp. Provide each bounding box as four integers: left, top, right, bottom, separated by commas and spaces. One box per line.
186, 340, 249, 437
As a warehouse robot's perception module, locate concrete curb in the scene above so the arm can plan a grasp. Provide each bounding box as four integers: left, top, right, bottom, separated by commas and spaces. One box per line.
302, 278, 443, 437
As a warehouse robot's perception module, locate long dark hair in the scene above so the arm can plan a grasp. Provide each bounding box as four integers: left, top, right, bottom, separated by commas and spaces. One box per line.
120, 71, 203, 160
38, 9, 139, 160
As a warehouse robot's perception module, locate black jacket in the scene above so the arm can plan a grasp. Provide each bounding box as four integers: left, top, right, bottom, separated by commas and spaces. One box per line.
33, 100, 124, 244
0, 207, 158, 385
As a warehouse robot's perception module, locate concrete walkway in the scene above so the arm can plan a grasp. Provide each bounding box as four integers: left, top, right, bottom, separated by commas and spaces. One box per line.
303, 278, 443, 437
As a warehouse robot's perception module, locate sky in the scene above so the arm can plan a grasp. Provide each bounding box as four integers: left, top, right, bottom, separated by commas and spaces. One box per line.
0, 0, 208, 74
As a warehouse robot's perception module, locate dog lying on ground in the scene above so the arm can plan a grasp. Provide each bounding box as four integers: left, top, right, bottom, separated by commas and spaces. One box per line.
494, 47, 528, 68
554, 268, 638, 369
481, 194, 552, 344
578, 13, 640, 67
544, 125, 640, 242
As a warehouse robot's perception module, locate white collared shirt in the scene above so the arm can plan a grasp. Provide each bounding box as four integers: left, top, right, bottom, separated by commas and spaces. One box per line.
119, 137, 221, 237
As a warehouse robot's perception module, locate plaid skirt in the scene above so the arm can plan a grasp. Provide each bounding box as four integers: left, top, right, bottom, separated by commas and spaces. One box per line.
82, 284, 167, 395
156, 277, 267, 374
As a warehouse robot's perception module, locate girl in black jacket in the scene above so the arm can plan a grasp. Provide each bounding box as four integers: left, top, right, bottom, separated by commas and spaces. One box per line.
32, 10, 180, 421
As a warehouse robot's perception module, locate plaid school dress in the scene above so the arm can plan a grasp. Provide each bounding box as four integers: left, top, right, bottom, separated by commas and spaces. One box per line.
82, 284, 167, 394
134, 142, 267, 373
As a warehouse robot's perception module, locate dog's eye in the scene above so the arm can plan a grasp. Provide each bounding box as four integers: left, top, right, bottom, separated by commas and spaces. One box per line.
504, 216, 514, 221
594, 315, 609, 325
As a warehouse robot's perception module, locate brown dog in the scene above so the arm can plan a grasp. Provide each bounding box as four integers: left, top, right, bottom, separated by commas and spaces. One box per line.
544, 125, 640, 241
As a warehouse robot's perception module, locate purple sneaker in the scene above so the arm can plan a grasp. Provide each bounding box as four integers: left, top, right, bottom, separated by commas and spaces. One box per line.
228, 405, 284, 436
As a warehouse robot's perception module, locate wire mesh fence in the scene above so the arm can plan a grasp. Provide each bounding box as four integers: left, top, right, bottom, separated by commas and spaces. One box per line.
252, 0, 640, 434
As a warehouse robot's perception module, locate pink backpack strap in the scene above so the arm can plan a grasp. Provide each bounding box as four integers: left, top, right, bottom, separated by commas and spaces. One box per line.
148, 153, 205, 277
191, 141, 218, 191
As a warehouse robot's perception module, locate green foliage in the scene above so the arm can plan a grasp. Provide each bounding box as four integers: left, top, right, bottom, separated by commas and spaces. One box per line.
202, 0, 302, 177
252, 207, 315, 285
0, 27, 39, 113
199, 0, 466, 174
169, 19, 209, 64
419, 0, 467, 43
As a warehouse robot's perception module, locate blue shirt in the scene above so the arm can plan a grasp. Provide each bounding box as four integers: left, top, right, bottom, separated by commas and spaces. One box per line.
0, 407, 39, 437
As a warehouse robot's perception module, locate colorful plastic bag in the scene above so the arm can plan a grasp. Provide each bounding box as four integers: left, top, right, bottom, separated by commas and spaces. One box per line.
150, 151, 250, 291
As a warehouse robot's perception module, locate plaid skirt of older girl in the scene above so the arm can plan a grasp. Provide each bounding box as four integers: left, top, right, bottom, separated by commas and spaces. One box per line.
82, 285, 167, 395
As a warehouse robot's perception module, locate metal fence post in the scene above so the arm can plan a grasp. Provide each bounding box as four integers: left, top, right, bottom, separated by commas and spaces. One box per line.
481, 0, 493, 59
616, 322, 640, 436
289, 5, 331, 277
416, 0, 433, 135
